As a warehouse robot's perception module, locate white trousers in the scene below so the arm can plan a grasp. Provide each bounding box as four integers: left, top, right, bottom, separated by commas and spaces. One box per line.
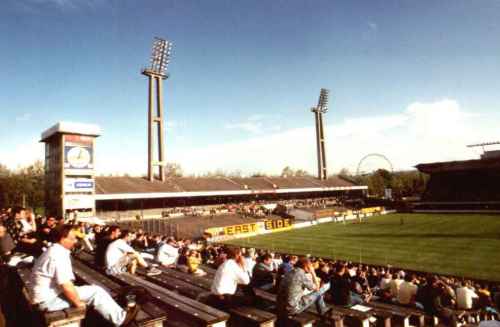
38, 285, 126, 326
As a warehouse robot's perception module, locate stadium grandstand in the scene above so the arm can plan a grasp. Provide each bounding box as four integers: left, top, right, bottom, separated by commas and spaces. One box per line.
414, 150, 500, 212
94, 175, 367, 220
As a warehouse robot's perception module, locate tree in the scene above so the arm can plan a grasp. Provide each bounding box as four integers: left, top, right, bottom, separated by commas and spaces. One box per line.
294, 169, 309, 177
353, 169, 429, 199
338, 168, 351, 178
202, 169, 228, 178
0, 160, 44, 211
281, 166, 295, 177
165, 163, 183, 177
227, 170, 243, 178
280, 166, 310, 177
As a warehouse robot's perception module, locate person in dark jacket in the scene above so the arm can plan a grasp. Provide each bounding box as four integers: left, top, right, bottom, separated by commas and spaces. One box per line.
95, 226, 121, 268
4, 207, 41, 256
330, 263, 364, 306
276, 255, 298, 291
416, 275, 462, 327
251, 253, 274, 290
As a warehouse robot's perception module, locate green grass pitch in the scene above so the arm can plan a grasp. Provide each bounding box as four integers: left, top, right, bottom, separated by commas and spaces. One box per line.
225, 213, 500, 282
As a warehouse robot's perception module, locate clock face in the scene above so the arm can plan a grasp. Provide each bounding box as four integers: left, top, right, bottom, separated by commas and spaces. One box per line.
67, 146, 91, 168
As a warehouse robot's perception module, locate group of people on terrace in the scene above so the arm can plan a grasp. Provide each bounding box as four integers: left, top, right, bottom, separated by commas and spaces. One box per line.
102, 196, 346, 222
1, 205, 499, 327
205, 247, 500, 326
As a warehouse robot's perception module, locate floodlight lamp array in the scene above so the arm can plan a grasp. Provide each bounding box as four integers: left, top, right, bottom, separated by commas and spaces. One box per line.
317, 88, 329, 113
148, 37, 173, 76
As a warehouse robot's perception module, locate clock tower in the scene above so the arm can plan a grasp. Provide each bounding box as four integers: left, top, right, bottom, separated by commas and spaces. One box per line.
41, 122, 100, 219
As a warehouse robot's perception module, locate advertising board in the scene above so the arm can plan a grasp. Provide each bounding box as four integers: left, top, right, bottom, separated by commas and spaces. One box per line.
223, 222, 260, 236
64, 178, 94, 192
63, 194, 95, 210
264, 218, 293, 231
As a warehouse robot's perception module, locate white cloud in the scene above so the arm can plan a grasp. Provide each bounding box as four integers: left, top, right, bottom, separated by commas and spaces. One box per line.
175, 98, 493, 175
0, 137, 43, 170
3, 99, 496, 177
225, 114, 283, 134
225, 121, 263, 134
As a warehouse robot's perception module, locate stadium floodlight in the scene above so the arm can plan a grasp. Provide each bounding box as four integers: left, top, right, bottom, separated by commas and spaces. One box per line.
147, 37, 173, 77
310, 88, 330, 180
311, 88, 330, 113
317, 88, 329, 113
142, 37, 173, 182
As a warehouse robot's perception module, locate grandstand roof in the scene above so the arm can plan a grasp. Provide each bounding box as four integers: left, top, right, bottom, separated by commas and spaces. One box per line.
94, 176, 365, 200
416, 157, 500, 174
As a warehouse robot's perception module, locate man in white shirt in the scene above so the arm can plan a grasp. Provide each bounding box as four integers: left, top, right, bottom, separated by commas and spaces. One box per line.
210, 247, 254, 309
456, 281, 479, 310
156, 237, 179, 267
380, 272, 392, 291
398, 274, 418, 305
30, 225, 138, 326
243, 248, 256, 277
105, 230, 160, 276
389, 272, 404, 299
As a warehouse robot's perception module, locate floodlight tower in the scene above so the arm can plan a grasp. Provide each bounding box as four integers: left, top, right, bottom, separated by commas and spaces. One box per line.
142, 37, 173, 182
311, 88, 330, 180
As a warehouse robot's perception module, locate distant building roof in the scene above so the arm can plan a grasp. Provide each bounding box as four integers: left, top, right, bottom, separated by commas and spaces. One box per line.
41, 122, 101, 141
416, 157, 500, 174
94, 175, 366, 200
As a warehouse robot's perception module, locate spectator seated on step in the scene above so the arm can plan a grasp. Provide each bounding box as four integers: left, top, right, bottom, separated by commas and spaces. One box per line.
416, 275, 463, 327
456, 281, 479, 310
187, 249, 206, 276
176, 247, 189, 273
105, 230, 161, 276
397, 273, 418, 306
389, 271, 404, 300
4, 207, 42, 256
330, 263, 364, 307
37, 216, 58, 246
276, 255, 298, 291
251, 253, 275, 291
156, 236, 179, 268
29, 224, 139, 327
276, 256, 330, 319
209, 247, 255, 310
95, 225, 121, 268
351, 267, 373, 303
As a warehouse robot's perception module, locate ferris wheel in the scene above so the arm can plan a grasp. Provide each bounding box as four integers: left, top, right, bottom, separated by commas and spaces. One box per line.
356, 153, 394, 176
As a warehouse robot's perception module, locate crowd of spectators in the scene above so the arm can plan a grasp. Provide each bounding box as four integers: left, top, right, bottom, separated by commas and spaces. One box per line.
135, 196, 346, 221
205, 246, 500, 327
2, 205, 500, 327
284, 197, 342, 210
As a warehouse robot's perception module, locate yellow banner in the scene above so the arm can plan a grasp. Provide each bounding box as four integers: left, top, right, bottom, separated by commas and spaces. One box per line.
223, 222, 260, 236
205, 226, 224, 237
360, 206, 382, 214
264, 218, 292, 231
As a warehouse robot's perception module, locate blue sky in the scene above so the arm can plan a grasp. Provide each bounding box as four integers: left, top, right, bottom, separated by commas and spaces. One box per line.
1, 0, 500, 175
